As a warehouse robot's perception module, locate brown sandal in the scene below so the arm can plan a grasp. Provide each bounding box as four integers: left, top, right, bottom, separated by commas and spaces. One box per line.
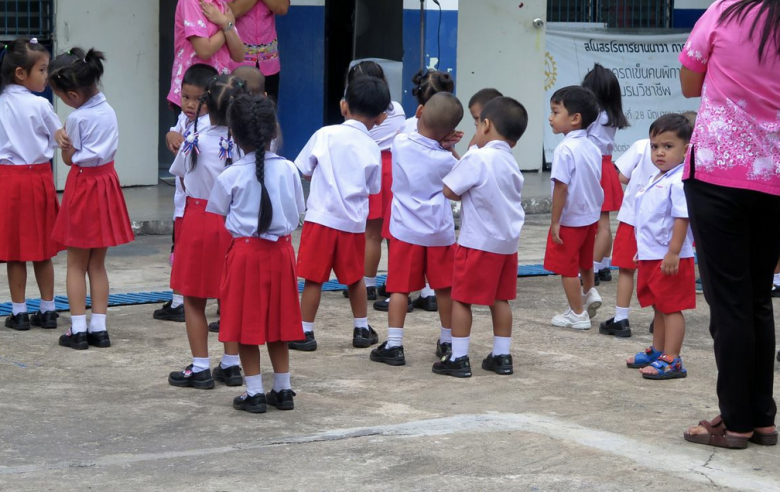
749, 429, 778, 446
683, 415, 749, 449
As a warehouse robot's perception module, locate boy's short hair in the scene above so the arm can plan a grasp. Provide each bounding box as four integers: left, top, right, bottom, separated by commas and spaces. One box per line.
468, 88, 503, 109
183, 64, 219, 89
421, 92, 464, 135
649, 113, 693, 142
345, 76, 391, 119
480, 96, 529, 143
232, 65, 265, 95
550, 86, 600, 129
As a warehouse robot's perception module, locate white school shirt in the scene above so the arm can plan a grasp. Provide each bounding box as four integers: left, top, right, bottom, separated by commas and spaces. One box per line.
207, 151, 305, 241
443, 140, 525, 255
295, 120, 381, 233
398, 116, 418, 136
370, 101, 405, 151
388, 132, 457, 247
66, 92, 118, 167
615, 139, 656, 227
586, 111, 617, 156
170, 113, 211, 219
634, 163, 694, 260
550, 130, 603, 227
0, 85, 61, 165
169, 125, 231, 200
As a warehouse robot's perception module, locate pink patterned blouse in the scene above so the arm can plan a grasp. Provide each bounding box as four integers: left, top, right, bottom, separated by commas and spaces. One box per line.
679, 0, 780, 195
231, 0, 288, 76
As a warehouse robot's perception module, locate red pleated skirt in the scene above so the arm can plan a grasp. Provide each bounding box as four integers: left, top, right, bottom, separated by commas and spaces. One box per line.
0, 164, 65, 262
218, 236, 304, 346
600, 155, 624, 212
170, 197, 232, 299
51, 162, 134, 249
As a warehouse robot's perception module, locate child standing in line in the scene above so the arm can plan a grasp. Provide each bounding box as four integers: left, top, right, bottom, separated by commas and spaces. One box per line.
49, 47, 134, 350
370, 92, 463, 366
626, 114, 695, 380
0, 38, 66, 331
545, 86, 604, 330
290, 76, 390, 352
433, 97, 528, 378
207, 94, 305, 413
466, 88, 503, 147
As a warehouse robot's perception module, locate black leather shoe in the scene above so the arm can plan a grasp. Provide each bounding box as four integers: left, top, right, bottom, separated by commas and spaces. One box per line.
772, 285, 780, 298
649, 320, 654, 334
267, 389, 296, 410
288, 331, 317, 351
31, 310, 58, 329
342, 286, 377, 300
353, 326, 379, 348
594, 274, 600, 287
208, 320, 220, 333
87, 330, 111, 348
435, 340, 452, 358
370, 341, 406, 366
598, 268, 612, 282
373, 296, 413, 313
412, 295, 438, 312
5, 312, 30, 331
213, 364, 244, 386
481, 353, 514, 375
153, 301, 185, 322
168, 365, 215, 389
599, 317, 632, 338
233, 392, 267, 413
432, 355, 472, 378
377, 284, 387, 298
59, 330, 88, 350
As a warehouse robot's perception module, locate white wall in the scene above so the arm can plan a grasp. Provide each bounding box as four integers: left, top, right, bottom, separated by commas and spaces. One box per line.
54, 0, 159, 188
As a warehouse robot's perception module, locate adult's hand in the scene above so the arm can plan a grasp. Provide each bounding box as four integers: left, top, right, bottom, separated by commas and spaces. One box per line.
201, 0, 230, 28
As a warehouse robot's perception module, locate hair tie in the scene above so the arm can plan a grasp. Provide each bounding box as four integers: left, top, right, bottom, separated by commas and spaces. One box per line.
67, 50, 71, 55
30, 38, 38, 44
83, 58, 87, 64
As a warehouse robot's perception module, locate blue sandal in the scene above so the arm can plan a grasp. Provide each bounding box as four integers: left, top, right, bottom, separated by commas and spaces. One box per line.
626, 346, 662, 369
642, 354, 687, 380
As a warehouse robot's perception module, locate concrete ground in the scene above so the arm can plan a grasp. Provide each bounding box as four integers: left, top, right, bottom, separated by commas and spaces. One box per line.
1, 214, 779, 491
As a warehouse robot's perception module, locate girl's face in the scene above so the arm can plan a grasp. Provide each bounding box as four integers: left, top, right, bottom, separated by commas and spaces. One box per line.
15, 54, 49, 93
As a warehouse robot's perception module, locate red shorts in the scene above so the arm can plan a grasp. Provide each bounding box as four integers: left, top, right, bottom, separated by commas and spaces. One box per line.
543, 223, 598, 277
600, 155, 624, 212
612, 222, 637, 270
451, 245, 518, 306
637, 258, 696, 313
368, 150, 393, 220
386, 237, 455, 293
296, 222, 366, 285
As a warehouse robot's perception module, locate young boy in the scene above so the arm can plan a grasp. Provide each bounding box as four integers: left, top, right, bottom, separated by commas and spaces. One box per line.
291, 76, 390, 351
153, 63, 217, 323
369, 93, 464, 366
232, 65, 265, 96
626, 113, 695, 380
432, 97, 528, 378
466, 88, 503, 148
545, 86, 604, 330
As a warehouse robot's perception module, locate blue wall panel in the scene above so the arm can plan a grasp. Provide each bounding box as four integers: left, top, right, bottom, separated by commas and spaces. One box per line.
673, 9, 706, 28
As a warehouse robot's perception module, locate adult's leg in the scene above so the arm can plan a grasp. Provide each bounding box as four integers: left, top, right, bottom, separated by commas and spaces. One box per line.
265, 72, 280, 103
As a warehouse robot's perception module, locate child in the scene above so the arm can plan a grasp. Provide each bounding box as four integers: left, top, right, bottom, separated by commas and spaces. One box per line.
467, 88, 503, 147
154, 63, 218, 323
232, 65, 265, 96
626, 114, 695, 380
582, 64, 629, 286
207, 94, 305, 413
433, 97, 528, 378
291, 76, 390, 352
370, 92, 463, 366
0, 38, 65, 331
49, 47, 134, 349
545, 86, 604, 330
167, 74, 247, 389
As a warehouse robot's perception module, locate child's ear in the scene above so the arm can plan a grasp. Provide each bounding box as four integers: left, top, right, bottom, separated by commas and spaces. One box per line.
414, 104, 424, 119
14, 66, 26, 82
571, 113, 583, 127
340, 99, 349, 119
481, 118, 492, 134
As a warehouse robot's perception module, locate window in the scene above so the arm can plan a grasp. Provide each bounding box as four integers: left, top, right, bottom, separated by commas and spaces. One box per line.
1, 0, 54, 41
547, 0, 673, 28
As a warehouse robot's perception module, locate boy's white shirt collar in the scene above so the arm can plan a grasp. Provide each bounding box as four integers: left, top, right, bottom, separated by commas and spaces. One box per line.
343, 119, 370, 134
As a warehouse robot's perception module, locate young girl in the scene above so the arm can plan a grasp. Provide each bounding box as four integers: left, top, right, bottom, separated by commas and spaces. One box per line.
48, 48, 134, 350
167, 74, 246, 390
582, 63, 629, 285
207, 94, 305, 413
0, 38, 65, 331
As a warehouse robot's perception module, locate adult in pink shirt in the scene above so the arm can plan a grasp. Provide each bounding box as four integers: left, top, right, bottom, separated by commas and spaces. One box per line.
679, 0, 780, 449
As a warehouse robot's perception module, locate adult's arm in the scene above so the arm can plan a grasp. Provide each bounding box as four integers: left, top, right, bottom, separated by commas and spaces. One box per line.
263, 0, 289, 15
200, 1, 246, 62
189, 31, 227, 60
680, 66, 705, 98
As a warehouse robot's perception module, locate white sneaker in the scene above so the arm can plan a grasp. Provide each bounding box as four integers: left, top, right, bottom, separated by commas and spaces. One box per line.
551, 309, 591, 330
582, 288, 602, 319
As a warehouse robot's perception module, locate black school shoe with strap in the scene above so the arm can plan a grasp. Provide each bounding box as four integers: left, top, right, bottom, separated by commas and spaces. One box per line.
482, 353, 514, 375
370, 342, 406, 366
352, 326, 379, 348
373, 296, 413, 313
597, 268, 612, 282
412, 294, 438, 312
267, 389, 296, 410
208, 320, 220, 333
233, 392, 267, 413
59, 329, 88, 350
342, 286, 378, 301
168, 365, 215, 389
5, 312, 31, 331
435, 340, 452, 358
213, 364, 244, 386
288, 331, 317, 351
87, 330, 111, 348
31, 310, 58, 329
432, 354, 472, 378
153, 301, 185, 322
599, 317, 632, 338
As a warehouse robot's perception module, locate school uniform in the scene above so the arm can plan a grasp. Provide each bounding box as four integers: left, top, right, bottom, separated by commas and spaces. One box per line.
399, 116, 418, 136
295, 120, 381, 286
634, 163, 696, 314
442, 140, 524, 306
386, 132, 457, 293
368, 101, 405, 220
587, 111, 624, 212
169, 125, 233, 299
170, 113, 211, 242
543, 129, 603, 277
51, 93, 134, 249
207, 151, 305, 345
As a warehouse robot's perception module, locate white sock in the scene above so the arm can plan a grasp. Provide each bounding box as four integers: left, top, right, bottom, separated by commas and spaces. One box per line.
88, 313, 107, 333
245, 374, 264, 396
272, 372, 291, 392
302, 321, 314, 333
440, 327, 452, 343
39, 299, 56, 313
171, 294, 184, 309
192, 357, 210, 373
603, 257, 611, 269
364, 276, 376, 288
12, 302, 27, 315
353, 317, 368, 329
71, 315, 87, 334
420, 283, 435, 298
593, 260, 603, 271
386, 327, 404, 348
492, 336, 512, 356
221, 353, 240, 369
774, 273, 780, 285
451, 336, 470, 359
614, 306, 630, 322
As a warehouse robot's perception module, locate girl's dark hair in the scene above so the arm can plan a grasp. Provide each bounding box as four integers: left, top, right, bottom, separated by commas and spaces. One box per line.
227, 94, 277, 235
411, 69, 454, 106
719, 0, 780, 61
48, 47, 105, 93
582, 63, 629, 130
191, 74, 248, 169
0, 38, 49, 93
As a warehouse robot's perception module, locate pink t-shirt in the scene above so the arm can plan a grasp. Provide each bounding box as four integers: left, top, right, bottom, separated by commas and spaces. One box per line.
231, 0, 288, 76
167, 0, 234, 106
679, 0, 780, 195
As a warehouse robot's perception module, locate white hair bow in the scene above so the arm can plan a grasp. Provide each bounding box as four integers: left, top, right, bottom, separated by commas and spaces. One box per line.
30, 38, 38, 44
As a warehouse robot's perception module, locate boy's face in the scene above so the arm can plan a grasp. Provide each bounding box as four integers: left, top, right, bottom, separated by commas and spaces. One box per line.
548, 102, 579, 135
650, 131, 688, 173
181, 83, 207, 121
469, 103, 483, 128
